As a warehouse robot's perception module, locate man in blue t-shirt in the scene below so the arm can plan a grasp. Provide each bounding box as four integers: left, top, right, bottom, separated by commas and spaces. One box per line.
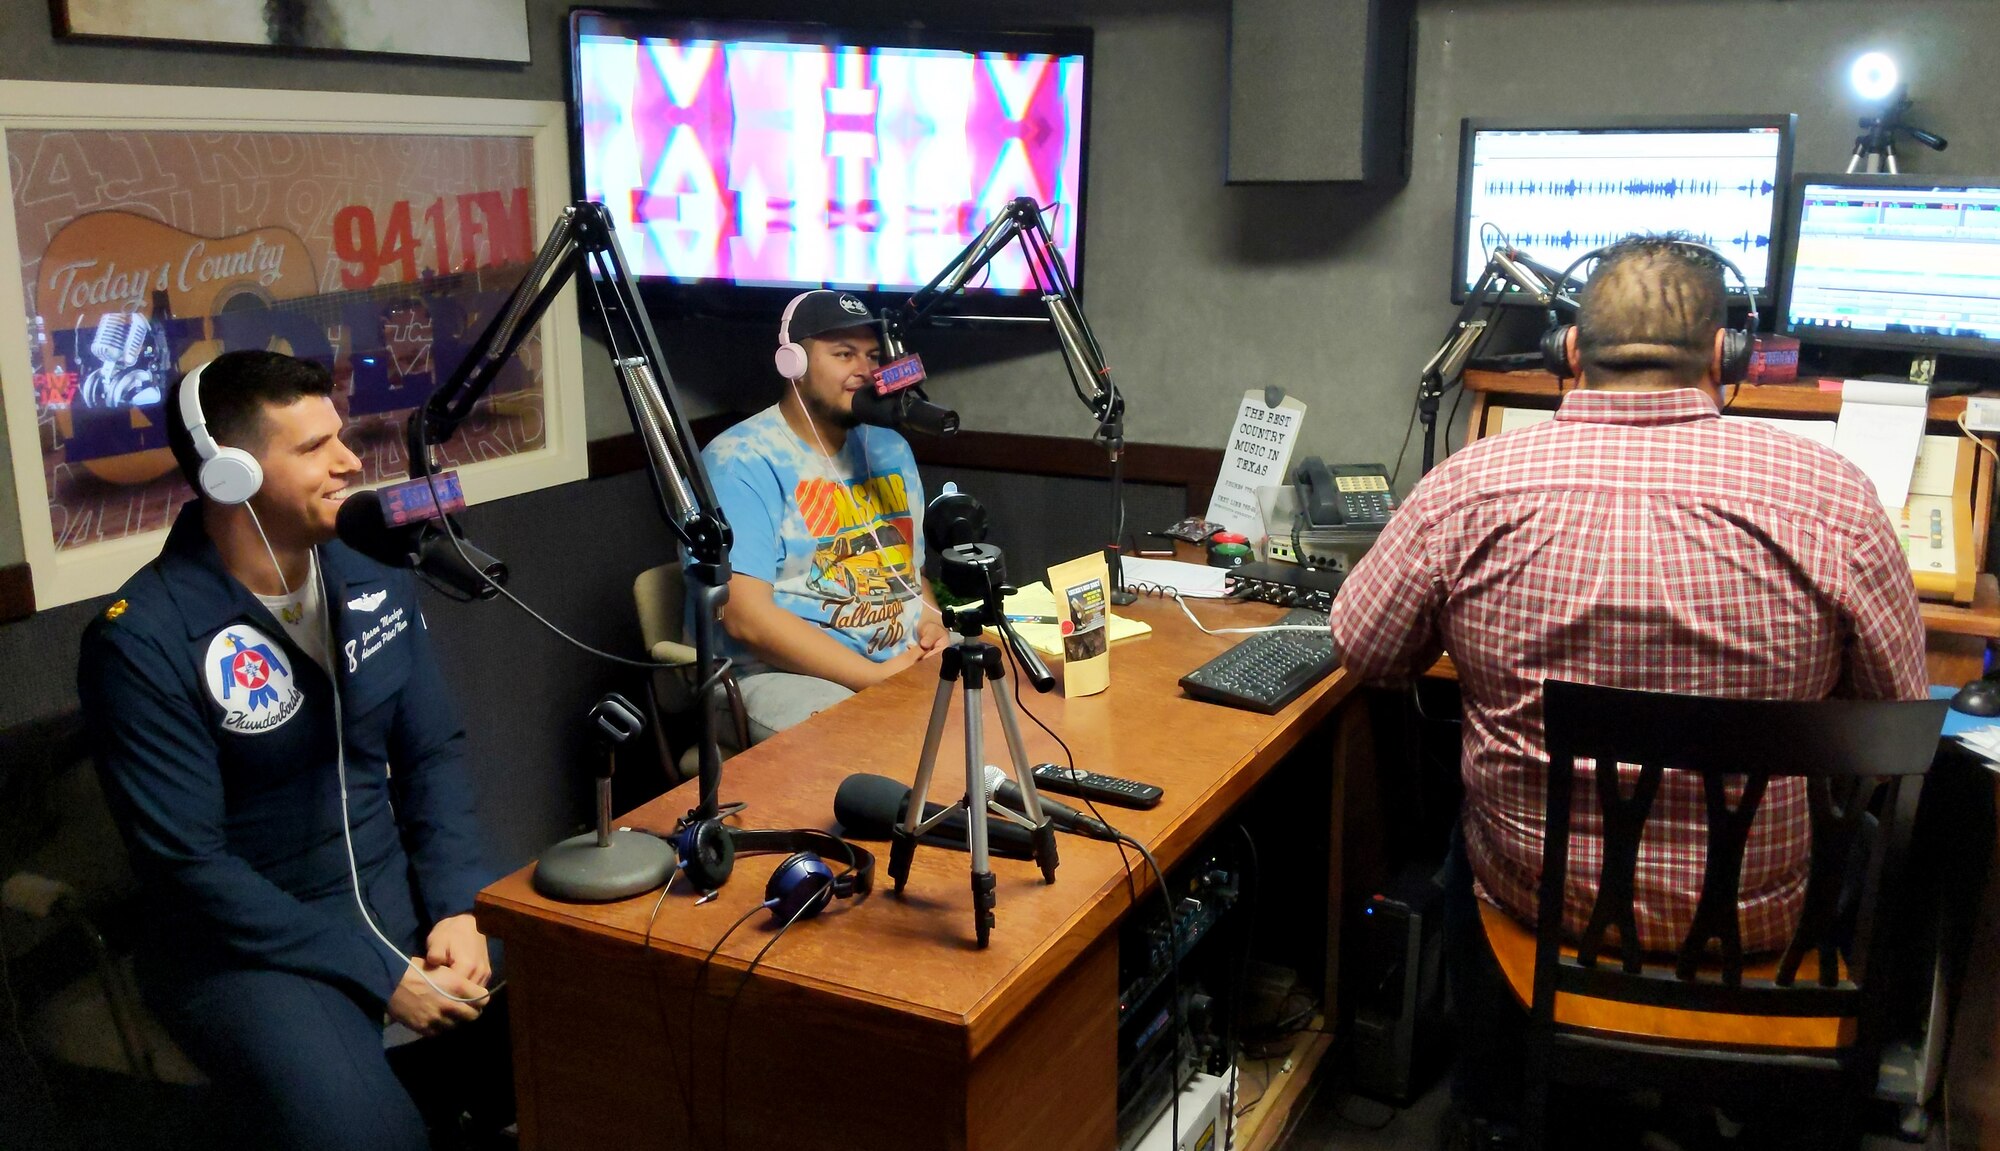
701, 290, 947, 742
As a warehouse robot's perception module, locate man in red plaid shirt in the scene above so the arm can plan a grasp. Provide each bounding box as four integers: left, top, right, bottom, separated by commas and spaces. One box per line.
1328, 235, 1926, 1142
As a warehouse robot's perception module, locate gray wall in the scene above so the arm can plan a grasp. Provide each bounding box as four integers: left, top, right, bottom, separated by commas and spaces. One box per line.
5, 0, 1998, 869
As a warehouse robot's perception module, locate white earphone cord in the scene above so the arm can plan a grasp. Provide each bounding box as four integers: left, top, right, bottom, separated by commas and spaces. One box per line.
316, 549, 492, 1006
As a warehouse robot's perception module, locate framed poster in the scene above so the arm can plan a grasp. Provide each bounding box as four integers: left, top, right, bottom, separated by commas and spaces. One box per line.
53, 0, 532, 63
0, 81, 585, 608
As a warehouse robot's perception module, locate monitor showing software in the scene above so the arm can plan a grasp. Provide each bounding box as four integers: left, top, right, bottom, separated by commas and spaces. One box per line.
1453, 117, 1794, 302
1780, 176, 2000, 360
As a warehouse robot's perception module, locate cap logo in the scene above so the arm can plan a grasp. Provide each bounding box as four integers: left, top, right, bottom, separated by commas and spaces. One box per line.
838, 294, 869, 316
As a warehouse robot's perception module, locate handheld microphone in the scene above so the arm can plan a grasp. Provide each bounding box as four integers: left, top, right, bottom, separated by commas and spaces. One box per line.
832, 773, 1034, 857
981, 765, 1120, 842
336, 487, 508, 601
852, 384, 959, 437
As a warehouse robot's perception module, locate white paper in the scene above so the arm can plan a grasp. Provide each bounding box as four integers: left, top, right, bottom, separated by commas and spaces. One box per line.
1118, 556, 1231, 599
1726, 415, 1838, 447
1205, 391, 1307, 539
1832, 379, 1929, 509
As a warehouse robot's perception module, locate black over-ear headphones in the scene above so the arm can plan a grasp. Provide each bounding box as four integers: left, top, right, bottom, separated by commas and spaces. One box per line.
1539, 239, 1758, 392
666, 824, 875, 922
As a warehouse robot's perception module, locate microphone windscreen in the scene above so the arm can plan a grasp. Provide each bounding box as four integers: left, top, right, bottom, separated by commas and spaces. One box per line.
334, 490, 405, 566
849, 385, 898, 430
832, 773, 1036, 857
832, 773, 912, 838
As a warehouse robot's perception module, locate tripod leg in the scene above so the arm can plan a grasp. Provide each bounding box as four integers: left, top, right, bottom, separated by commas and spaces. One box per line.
964, 680, 996, 946
892, 653, 961, 893
990, 682, 1060, 884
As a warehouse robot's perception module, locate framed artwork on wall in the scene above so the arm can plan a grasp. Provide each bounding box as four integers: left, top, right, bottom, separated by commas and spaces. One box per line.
0, 81, 586, 608
52, 0, 532, 63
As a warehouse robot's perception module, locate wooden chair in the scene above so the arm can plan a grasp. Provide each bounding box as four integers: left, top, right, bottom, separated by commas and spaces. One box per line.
632, 562, 748, 784
1482, 681, 1946, 1148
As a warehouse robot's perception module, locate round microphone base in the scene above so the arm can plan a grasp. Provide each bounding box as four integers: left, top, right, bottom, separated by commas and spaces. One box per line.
533, 829, 675, 903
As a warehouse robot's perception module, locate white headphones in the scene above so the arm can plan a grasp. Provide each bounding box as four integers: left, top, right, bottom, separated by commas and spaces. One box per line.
177, 359, 263, 505
774, 291, 813, 381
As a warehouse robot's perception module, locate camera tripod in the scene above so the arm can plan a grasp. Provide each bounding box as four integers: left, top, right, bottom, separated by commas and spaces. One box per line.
888, 595, 1061, 947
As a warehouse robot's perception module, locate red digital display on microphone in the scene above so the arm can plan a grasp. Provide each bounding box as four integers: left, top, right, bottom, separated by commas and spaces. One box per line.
377, 471, 467, 527
870, 354, 927, 396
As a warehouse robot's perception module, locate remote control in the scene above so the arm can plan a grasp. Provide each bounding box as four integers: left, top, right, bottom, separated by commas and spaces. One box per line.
1031, 763, 1163, 809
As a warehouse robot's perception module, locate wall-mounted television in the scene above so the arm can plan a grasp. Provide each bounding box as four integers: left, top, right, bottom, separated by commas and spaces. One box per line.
569, 8, 1091, 317
1452, 115, 1796, 304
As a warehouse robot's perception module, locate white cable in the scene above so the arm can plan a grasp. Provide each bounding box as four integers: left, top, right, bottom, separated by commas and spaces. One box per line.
245, 504, 294, 598
1166, 590, 1329, 636
318, 548, 492, 1006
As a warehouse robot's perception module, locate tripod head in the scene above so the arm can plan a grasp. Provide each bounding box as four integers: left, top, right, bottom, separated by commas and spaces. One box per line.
925, 487, 1055, 691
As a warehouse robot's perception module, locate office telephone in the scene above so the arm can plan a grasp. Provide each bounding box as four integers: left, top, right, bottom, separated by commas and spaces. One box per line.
1294, 458, 1395, 528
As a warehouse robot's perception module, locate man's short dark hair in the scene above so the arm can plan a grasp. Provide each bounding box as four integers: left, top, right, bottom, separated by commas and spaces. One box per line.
1575, 233, 1728, 384
166, 350, 335, 492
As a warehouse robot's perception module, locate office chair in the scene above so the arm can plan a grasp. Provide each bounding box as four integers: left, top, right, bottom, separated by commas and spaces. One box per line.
632, 562, 748, 783
1480, 681, 1946, 1149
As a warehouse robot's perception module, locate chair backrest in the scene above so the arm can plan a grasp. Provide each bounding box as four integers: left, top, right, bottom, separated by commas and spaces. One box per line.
1535, 680, 1944, 1043
633, 562, 692, 713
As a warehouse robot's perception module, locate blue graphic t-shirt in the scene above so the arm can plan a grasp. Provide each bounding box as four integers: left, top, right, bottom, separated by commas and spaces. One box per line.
701, 406, 926, 678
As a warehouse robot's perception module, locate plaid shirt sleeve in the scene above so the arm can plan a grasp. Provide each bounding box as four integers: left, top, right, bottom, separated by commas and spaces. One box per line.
1836, 510, 1929, 701
1327, 484, 1447, 681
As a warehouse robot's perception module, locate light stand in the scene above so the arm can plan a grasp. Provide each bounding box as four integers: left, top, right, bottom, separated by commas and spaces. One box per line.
887, 197, 1136, 604
887, 537, 1061, 947
407, 201, 735, 901
1847, 93, 1948, 174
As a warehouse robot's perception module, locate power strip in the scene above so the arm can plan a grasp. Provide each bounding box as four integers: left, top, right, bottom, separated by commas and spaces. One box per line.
1965, 397, 2000, 434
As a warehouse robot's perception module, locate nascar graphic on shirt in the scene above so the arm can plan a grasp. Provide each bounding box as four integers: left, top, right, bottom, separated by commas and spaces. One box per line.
203, 625, 305, 734
701, 407, 927, 678
797, 471, 920, 651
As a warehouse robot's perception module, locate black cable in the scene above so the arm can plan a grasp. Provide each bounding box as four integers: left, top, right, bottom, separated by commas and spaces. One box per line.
682, 899, 765, 1146
639, 871, 698, 1140
999, 636, 1137, 903
1387, 389, 1422, 491
993, 636, 1180, 1141
717, 897, 816, 1151
1440, 385, 1468, 463
408, 333, 734, 675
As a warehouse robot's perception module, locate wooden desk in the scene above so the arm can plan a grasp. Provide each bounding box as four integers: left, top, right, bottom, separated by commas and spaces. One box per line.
477, 596, 1362, 1151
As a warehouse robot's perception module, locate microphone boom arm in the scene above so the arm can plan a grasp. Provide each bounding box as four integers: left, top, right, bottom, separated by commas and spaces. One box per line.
891, 196, 1134, 602
406, 201, 735, 823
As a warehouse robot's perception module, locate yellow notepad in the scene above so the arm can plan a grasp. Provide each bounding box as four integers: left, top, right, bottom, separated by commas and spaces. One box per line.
987, 581, 1152, 658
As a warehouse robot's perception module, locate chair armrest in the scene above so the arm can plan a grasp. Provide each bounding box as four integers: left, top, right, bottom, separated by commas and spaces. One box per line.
650, 639, 698, 667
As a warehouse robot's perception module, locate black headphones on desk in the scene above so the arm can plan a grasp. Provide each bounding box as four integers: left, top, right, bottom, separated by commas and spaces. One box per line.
1539, 239, 1759, 393
667, 823, 875, 922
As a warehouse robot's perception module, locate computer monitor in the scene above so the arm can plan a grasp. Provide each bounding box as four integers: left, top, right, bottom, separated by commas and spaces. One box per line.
1452, 116, 1796, 303
569, 9, 1090, 317
1778, 174, 2000, 361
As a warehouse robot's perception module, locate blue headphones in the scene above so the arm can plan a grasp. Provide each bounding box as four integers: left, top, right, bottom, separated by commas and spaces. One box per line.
666, 823, 874, 922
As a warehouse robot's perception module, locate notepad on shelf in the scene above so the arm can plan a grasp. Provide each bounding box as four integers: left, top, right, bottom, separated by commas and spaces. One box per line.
992, 581, 1152, 659
1833, 379, 1929, 508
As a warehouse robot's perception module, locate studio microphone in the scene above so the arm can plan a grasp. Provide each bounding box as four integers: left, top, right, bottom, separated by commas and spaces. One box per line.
852, 384, 959, 437
832, 773, 1035, 857
981, 765, 1121, 842
336, 482, 508, 601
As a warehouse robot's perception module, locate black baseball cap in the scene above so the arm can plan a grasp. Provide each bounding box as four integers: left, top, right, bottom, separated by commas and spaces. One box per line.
782, 290, 885, 344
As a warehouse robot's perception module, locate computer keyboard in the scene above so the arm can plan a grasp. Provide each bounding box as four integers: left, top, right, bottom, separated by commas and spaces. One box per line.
1178, 608, 1338, 713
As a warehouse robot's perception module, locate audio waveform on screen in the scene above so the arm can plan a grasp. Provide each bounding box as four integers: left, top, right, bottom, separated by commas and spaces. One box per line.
1507, 230, 1773, 253
1484, 178, 1776, 199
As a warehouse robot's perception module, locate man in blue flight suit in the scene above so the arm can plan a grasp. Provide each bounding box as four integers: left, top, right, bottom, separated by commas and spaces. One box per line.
77, 349, 507, 1149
